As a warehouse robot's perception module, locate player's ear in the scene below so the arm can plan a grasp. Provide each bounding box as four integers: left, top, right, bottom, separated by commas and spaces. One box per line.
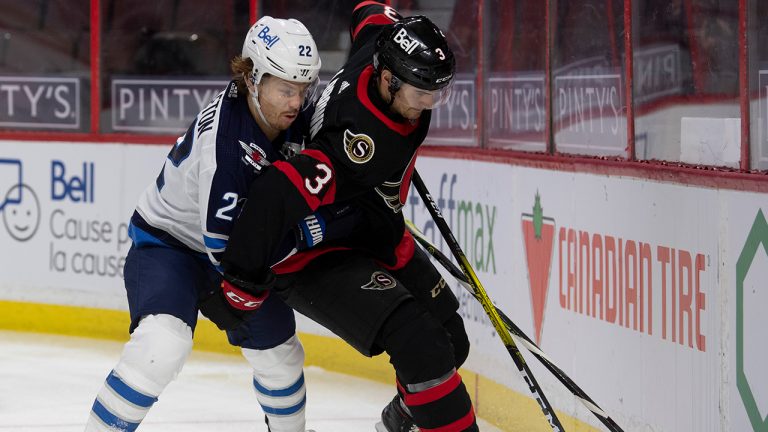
380, 69, 392, 86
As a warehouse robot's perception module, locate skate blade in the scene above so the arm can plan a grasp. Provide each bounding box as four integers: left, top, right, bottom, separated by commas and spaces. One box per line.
374, 421, 388, 432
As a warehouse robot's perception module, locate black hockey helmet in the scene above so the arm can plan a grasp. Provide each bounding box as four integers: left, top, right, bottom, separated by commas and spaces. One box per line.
374, 15, 455, 92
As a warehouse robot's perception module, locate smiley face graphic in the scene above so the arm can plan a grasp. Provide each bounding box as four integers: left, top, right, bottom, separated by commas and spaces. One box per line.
2, 184, 40, 242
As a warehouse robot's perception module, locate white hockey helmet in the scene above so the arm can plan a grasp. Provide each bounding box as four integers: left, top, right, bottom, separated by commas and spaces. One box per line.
242, 16, 321, 86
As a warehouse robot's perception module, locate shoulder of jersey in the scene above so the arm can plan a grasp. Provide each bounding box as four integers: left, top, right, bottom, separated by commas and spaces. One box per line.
327, 67, 377, 128
350, 2, 401, 43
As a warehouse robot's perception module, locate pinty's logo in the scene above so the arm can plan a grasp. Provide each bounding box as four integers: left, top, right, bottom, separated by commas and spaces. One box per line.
521, 192, 556, 346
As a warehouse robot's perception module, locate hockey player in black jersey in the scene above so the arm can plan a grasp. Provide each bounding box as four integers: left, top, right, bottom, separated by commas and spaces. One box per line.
219, 2, 478, 431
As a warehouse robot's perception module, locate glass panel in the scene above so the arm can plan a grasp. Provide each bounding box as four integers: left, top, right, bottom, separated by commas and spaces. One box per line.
553, 0, 627, 157
0, 0, 90, 132
101, 0, 249, 134
749, 0, 768, 170
261, 0, 359, 78
262, 0, 480, 147
634, 0, 739, 166
409, 1, 479, 147
486, 0, 546, 152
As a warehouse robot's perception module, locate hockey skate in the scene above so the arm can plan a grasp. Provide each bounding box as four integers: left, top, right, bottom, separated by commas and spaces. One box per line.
374, 395, 419, 432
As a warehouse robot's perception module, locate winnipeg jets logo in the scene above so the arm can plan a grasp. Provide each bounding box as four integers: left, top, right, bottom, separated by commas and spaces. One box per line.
343, 130, 375, 164
239, 140, 270, 172
361, 271, 397, 290
375, 153, 417, 213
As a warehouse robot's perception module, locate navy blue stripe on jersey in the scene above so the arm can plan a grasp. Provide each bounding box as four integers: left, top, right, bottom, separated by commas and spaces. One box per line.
168, 121, 196, 167
156, 120, 198, 193
106, 371, 158, 408
155, 161, 165, 191
253, 373, 305, 397
91, 399, 139, 431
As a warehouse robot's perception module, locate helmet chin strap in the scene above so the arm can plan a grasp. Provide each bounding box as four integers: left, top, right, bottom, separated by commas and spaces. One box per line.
249, 84, 280, 136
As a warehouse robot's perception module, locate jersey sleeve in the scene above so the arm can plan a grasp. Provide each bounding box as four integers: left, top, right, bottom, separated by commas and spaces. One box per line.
198, 133, 249, 271
221, 149, 338, 281
349, 1, 401, 46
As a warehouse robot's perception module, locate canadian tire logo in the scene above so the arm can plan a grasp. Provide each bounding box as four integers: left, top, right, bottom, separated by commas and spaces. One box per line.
736, 209, 768, 432
521, 192, 556, 346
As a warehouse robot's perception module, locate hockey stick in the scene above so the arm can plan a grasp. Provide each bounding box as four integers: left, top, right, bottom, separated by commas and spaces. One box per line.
410, 170, 565, 432
404, 219, 626, 432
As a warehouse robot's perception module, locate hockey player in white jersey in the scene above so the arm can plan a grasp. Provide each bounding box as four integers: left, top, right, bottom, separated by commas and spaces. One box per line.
84, 17, 340, 432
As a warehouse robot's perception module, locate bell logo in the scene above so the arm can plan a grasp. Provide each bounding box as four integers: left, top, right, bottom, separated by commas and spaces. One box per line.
393, 28, 419, 54
521, 192, 556, 346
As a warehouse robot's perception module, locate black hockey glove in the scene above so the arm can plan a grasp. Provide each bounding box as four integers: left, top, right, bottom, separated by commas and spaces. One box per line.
198, 271, 276, 331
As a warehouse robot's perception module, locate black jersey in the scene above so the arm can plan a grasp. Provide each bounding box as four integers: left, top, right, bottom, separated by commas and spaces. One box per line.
223, 1, 428, 280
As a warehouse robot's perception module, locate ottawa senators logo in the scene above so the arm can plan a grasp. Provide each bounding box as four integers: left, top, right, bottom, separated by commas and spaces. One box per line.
343, 129, 375, 164
361, 271, 397, 290
375, 152, 417, 213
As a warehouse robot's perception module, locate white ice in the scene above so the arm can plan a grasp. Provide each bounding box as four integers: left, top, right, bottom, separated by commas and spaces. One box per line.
0, 331, 501, 431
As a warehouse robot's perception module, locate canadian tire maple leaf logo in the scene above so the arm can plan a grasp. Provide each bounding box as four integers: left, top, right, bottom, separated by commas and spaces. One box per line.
521, 192, 556, 346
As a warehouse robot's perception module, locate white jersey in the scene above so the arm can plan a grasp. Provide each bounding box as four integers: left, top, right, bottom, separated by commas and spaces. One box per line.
129, 81, 311, 269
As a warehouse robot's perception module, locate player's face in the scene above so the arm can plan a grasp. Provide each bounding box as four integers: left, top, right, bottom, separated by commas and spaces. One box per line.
257, 76, 312, 130
390, 80, 453, 121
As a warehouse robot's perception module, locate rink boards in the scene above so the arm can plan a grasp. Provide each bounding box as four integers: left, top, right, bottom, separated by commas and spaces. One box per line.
0, 140, 766, 432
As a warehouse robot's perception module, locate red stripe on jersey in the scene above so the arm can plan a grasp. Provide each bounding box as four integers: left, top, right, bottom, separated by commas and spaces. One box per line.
382, 230, 415, 270
301, 149, 337, 204
398, 372, 462, 406
419, 410, 477, 432
352, 14, 394, 40
272, 246, 351, 274
357, 65, 419, 136
353, 0, 384, 13
273, 160, 322, 211
302, 148, 333, 166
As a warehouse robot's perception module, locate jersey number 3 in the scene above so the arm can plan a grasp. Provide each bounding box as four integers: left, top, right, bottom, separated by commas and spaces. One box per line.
304, 163, 332, 195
